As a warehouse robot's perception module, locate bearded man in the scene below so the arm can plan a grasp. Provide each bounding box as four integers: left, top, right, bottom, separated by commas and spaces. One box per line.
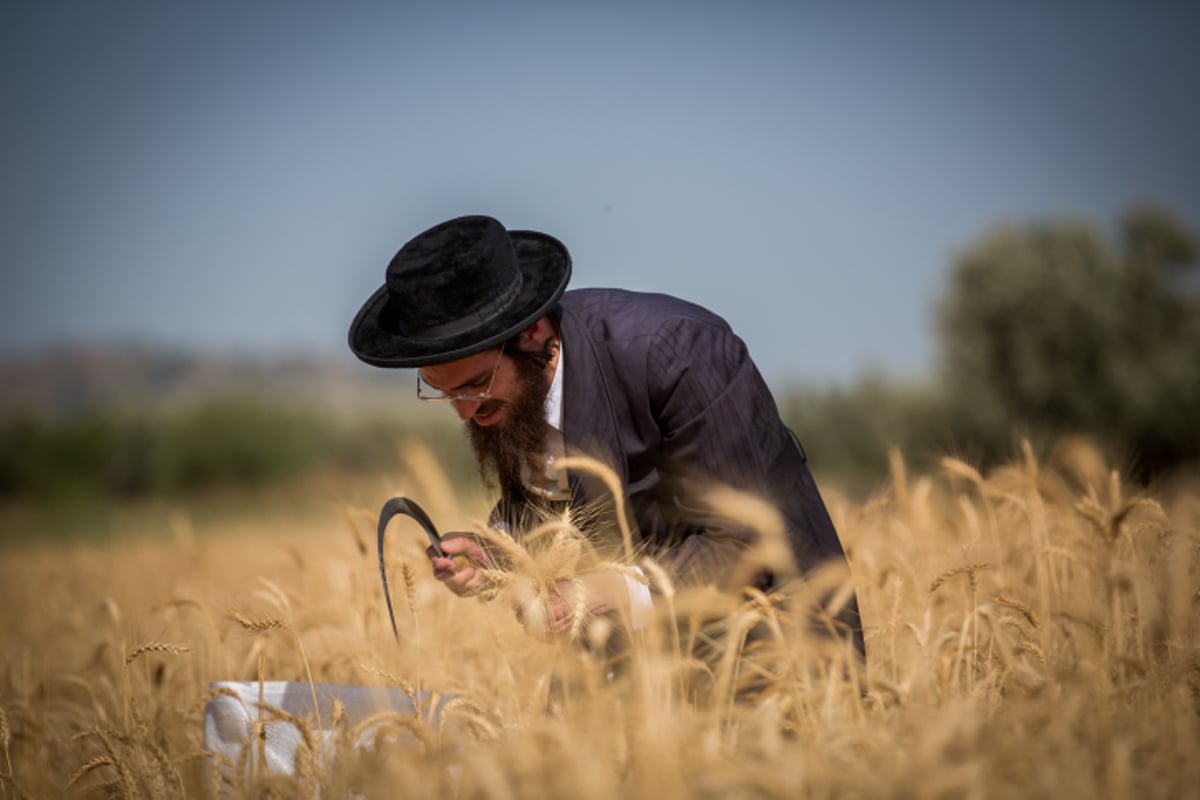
348, 215, 863, 659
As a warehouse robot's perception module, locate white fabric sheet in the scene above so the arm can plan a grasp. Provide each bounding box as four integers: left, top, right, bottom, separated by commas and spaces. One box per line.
203, 681, 453, 778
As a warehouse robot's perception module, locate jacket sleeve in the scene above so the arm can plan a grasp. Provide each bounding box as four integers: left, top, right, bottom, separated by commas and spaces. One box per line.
639, 314, 795, 589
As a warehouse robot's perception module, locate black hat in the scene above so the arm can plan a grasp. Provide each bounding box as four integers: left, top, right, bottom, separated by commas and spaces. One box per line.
348, 215, 571, 367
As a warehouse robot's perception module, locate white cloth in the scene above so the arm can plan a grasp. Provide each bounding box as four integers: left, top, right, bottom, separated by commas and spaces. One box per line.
203, 681, 453, 778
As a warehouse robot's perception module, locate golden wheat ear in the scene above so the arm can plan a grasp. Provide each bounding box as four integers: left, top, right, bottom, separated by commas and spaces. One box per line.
125, 641, 191, 664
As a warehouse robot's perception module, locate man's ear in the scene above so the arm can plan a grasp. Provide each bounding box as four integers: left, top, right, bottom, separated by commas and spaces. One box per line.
518, 317, 552, 348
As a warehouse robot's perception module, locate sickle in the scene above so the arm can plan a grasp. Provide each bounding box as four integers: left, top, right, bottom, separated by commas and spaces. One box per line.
377, 496, 445, 642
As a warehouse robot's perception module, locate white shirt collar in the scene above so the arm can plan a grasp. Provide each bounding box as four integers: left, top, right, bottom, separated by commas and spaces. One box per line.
545, 343, 563, 431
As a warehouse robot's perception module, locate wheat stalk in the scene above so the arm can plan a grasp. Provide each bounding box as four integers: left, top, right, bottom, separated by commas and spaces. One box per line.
186, 748, 236, 795
92, 727, 138, 800
0, 707, 10, 792
439, 696, 502, 740
557, 455, 635, 562
229, 611, 287, 633
401, 562, 419, 621
1017, 640, 1047, 667
67, 756, 116, 788
152, 596, 206, 613
994, 595, 1040, 629
5, 433, 1200, 797
227, 611, 323, 743
566, 577, 588, 641
351, 711, 433, 752
256, 577, 294, 615
331, 699, 346, 731
941, 456, 986, 487
191, 685, 249, 717
344, 505, 371, 557
355, 662, 417, 696
125, 641, 191, 664
474, 522, 538, 574
256, 703, 320, 768
929, 562, 994, 594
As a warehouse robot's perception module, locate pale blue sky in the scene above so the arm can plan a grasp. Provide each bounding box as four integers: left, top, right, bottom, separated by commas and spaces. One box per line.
2, 1, 1197, 386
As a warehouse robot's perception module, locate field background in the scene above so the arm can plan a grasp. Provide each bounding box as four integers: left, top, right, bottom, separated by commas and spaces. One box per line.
2, 208, 1197, 796
5, 3, 1199, 792
2, 430, 1197, 797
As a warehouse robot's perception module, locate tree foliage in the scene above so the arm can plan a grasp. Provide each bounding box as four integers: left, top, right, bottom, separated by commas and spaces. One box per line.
936, 205, 1200, 477
0, 398, 475, 501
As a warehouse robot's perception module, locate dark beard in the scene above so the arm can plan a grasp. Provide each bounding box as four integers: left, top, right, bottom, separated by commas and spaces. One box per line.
466, 345, 553, 494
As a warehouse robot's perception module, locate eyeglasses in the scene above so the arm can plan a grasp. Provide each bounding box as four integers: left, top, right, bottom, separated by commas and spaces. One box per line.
416, 344, 505, 403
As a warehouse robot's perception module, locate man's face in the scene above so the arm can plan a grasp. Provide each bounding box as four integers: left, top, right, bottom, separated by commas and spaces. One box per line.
419, 342, 555, 491
419, 347, 519, 427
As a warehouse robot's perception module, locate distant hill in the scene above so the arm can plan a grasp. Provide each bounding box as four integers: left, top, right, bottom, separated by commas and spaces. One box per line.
0, 342, 410, 418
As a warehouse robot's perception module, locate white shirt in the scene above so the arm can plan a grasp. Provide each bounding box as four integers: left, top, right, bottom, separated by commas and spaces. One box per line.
521, 346, 570, 501
533, 343, 653, 628
546, 342, 564, 432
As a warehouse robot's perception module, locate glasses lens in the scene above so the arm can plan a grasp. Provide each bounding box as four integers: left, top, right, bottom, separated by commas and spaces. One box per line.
418, 375, 492, 403
417, 375, 443, 402
416, 346, 503, 403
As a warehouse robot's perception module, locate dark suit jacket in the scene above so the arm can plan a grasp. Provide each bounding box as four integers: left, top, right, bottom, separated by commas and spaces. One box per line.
494, 288, 862, 653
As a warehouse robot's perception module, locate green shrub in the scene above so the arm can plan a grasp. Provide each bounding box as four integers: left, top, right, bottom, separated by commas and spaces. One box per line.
937, 205, 1200, 478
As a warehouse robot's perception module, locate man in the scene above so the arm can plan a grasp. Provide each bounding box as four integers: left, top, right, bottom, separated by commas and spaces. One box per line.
349, 215, 863, 658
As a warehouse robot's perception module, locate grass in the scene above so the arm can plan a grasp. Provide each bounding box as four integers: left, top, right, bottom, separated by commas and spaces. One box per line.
0, 437, 1197, 798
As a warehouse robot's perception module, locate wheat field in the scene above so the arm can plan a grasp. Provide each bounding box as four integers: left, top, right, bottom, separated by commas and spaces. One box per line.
1, 438, 1197, 798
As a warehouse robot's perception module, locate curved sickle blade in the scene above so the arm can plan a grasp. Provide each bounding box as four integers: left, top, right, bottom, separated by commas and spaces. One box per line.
377, 496, 444, 642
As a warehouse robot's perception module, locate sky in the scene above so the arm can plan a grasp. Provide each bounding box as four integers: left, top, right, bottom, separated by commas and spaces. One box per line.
2, 1, 1198, 387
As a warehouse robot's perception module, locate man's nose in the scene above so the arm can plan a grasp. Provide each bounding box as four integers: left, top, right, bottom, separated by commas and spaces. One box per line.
453, 398, 483, 420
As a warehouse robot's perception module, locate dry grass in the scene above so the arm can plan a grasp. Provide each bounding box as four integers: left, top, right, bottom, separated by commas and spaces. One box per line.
0, 439, 1197, 798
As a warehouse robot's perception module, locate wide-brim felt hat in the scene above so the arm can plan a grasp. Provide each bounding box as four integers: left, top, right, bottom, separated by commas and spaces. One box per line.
349, 215, 571, 368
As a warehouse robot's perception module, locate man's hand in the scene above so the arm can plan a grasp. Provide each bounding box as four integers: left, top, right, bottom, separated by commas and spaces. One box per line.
426, 532, 488, 597
519, 573, 625, 637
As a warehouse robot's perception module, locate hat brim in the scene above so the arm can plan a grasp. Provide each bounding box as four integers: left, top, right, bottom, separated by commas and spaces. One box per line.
348, 231, 571, 368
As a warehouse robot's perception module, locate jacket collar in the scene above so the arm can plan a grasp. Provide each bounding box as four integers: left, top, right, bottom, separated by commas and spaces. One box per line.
555, 301, 629, 493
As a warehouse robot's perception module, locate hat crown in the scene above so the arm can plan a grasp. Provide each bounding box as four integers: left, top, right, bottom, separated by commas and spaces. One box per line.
348, 213, 571, 367
384, 216, 524, 340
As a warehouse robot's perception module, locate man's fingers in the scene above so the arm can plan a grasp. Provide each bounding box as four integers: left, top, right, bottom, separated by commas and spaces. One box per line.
445, 568, 481, 597
426, 551, 482, 596
440, 533, 484, 557
428, 549, 475, 573
433, 533, 485, 573
424, 533, 492, 598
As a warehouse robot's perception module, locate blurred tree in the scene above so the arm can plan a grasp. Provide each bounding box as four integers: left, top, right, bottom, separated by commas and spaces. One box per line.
936, 205, 1200, 477
781, 375, 954, 495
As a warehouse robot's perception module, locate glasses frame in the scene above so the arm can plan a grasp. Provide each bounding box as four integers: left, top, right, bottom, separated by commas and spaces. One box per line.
416, 343, 505, 403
